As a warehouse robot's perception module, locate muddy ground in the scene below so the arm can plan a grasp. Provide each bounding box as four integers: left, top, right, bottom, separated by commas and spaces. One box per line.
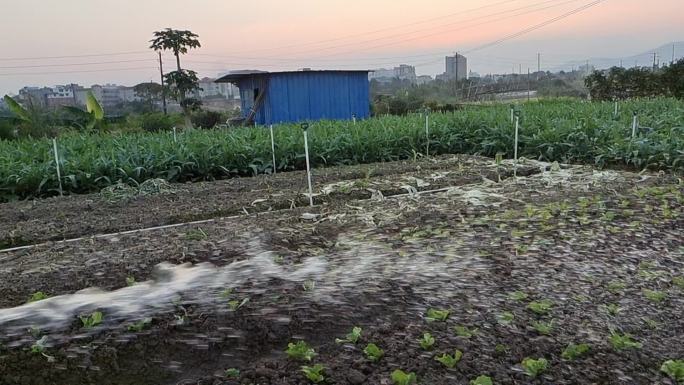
0, 157, 682, 385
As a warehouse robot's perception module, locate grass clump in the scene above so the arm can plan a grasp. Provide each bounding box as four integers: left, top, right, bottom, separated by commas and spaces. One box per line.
643, 289, 667, 303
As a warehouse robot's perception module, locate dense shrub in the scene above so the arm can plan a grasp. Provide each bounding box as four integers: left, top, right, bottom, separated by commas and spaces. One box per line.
139, 113, 177, 132
191, 111, 223, 129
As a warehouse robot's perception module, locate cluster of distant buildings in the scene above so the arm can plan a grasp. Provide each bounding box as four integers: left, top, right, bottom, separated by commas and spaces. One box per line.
369, 53, 468, 84
13, 78, 239, 110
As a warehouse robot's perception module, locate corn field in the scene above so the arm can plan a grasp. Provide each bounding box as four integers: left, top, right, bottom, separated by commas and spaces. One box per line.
1, 98, 682, 200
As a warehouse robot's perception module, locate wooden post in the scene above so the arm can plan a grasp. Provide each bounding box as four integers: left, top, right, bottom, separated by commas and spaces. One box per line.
270, 124, 277, 175
52, 138, 64, 196
302, 123, 314, 207
514, 115, 519, 178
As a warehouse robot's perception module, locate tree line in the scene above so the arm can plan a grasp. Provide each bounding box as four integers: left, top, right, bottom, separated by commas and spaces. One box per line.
585, 59, 684, 100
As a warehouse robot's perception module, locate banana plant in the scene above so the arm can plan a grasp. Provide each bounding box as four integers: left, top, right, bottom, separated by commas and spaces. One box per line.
63, 91, 105, 130
3, 95, 32, 123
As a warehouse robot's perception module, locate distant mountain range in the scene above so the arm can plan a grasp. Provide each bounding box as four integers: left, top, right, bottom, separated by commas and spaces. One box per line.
552, 41, 684, 71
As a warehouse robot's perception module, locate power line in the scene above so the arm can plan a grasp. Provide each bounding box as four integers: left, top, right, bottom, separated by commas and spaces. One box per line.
227, 0, 521, 54
0, 67, 156, 77
0, 51, 149, 62
0, 59, 155, 69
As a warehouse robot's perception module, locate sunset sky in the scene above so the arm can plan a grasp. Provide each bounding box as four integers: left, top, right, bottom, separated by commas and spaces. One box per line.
0, 0, 682, 94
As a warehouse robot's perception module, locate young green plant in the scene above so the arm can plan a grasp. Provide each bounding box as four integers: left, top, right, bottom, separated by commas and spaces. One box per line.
435, 349, 463, 368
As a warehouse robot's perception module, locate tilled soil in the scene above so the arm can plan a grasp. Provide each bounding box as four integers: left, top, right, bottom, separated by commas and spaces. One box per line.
0, 159, 683, 385
0, 155, 538, 248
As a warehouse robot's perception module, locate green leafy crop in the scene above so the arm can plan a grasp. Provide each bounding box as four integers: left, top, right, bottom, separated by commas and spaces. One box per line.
673, 277, 684, 290
497, 312, 515, 325
435, 349, 463, 368
562, 343, 590, 360
419, 332, 435, 350
532, 320, 554, 335
30, 336, 48, 354
391, 369, 417, 385
363, 343, 384, 362
301, 364, 325, 383
527, 300, 553, 315
507, 291, 528, 301
426, 308, 450, 322
27, 292, 49, 303
228, 297, 249, 311
609, 332, 642, 351
606, 280, 626, 294
286, 341, 316, 361
661, 360, 684, 383
521, 357, 549, 377
127, 318, 152, 332
80, 311, 103, 328
336, 326, 362, 344
224, 368, 240, 378
454, 325, 478, 339
470, 375, 493, 385
643, 289, 667, 303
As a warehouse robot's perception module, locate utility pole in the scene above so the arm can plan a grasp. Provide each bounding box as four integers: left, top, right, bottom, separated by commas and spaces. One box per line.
158, 52, 167, 115
619, 59, 623, 68
537, 53, 541, 78
673, 44, 676, 65
653, 52, 657, 70
519, 63, 522, 75
527, 68, 531, 101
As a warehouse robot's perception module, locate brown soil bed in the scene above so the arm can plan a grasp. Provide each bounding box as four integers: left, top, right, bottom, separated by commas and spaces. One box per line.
1, 160, 683, 385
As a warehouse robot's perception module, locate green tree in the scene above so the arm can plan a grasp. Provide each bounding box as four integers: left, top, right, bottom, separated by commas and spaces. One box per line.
663, 59, 684, 98
133, 82, 164, 108
149, 28, 201, 71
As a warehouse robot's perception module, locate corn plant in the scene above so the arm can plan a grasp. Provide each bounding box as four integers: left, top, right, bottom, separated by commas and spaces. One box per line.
286, 341, 316, 361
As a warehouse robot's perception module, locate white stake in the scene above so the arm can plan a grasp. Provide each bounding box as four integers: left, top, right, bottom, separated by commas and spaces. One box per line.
302, 123, 314, 207
352, 114, 357, 125
632, 112, 638, 138
510, 106, 515, 124
52, 138, 63, 196
514, 116, 519, 178
172, 127, 177, 143
614, 101, 618, 117
269, 124, 277, 175
425, 113, 430, 157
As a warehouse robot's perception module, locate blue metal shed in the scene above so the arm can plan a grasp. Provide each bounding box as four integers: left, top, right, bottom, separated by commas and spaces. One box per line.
215, 70, 370, 125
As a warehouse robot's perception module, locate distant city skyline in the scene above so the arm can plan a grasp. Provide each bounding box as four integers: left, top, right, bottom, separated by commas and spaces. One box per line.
1, 0, 682, 95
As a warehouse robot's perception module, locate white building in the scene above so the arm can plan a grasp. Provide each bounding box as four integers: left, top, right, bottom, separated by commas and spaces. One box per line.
444, 53, 468, 81
369, 65, 417, 83
197, 77, 239, 99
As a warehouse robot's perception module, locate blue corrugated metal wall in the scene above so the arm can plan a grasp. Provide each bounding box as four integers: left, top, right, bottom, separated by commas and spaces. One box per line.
237, 71, 369, 125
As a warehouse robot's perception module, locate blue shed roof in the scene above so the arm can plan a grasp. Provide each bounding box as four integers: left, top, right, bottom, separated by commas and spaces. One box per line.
215, 69, 369, 83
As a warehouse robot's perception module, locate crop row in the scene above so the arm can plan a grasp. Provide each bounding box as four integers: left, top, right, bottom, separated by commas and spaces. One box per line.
0, 98, 682, 200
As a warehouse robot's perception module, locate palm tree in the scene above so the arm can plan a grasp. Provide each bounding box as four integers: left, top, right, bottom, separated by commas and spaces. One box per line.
149, 28, 201, 71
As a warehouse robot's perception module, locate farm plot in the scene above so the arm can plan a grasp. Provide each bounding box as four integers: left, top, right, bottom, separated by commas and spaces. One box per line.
0, 160, 682, 385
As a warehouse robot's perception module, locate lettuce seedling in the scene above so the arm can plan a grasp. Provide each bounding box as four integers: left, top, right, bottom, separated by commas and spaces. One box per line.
301, 364, 325, 383
419, 332, 435, 350
224, 368, 240, 378
609, 332, 642, 351
435, 349, 463, 368
603, 304, 622, 316
80, 311, 103, 328
661, 360, 684, 383
336, 326, 362, 344
454, 325, 478, 339
643, 289, 666, 303
673, 276, 684, 290
364, 343, 384, 362
521, 357, 548, 377
286, 341, 316, 361
228, 297, 249, 311
426, 308, 450, 322
508, 291, 528, 301
470, 375, 493, 385
127, 318, 152, 332
497, 312, 515, 325
391, 369, 417, 385
527, 300, 553, 315
27, 292, 49, 303
532, 320, 554, 335
606, 281, 625, 294
561, 343, 590, 360
30, 336, 48, 354
126, 276, 136, 286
